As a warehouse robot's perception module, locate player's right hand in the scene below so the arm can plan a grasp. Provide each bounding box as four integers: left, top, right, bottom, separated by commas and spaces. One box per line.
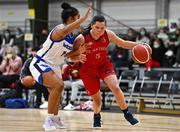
83, 3, 92, 20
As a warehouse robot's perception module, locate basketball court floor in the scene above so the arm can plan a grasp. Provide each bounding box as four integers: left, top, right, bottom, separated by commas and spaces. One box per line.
0, 108, 180, 132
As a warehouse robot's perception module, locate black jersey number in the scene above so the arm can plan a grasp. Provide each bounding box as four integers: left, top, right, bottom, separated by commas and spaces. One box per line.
61, 51, 67, 56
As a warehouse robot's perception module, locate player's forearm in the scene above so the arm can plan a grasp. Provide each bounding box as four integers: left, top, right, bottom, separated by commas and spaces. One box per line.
68, 55, 81, 62
123, 41, 138, 49
62, 16, 86, 36
65, 49, 80, 58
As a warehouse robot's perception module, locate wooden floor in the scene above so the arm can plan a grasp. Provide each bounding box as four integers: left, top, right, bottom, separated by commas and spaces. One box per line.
0, 108, 180, 132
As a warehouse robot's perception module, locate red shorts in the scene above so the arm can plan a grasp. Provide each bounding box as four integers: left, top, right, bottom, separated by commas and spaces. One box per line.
79, 60, 115, 96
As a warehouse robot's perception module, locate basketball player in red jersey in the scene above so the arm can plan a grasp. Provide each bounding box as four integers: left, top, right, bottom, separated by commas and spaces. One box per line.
72, 15, 140, 128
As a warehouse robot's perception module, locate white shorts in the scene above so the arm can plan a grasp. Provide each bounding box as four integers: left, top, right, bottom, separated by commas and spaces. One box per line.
29, 55, 62, 85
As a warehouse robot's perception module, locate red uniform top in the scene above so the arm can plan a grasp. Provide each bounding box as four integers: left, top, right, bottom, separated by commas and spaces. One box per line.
79, 30, 115, 95
81, 29, 110, 67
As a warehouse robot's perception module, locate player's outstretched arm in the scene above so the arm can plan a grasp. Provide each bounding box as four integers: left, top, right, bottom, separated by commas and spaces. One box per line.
51, 6, 91, 41
107, 29, 138, 49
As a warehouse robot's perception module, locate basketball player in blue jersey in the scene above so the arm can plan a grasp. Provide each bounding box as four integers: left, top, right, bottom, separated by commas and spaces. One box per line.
29, 2, 91, 131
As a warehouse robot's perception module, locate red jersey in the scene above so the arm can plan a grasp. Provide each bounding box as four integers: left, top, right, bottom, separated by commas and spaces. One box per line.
79, 30, 115, 96
82, 30, 110, 67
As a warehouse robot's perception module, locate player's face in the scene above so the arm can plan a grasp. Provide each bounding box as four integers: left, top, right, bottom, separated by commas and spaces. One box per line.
67, 14, 80, 25
91, 21, 106, 37
70, 14, 80, 23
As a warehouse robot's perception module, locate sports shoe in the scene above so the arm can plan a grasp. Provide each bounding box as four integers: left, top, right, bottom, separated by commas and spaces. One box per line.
93, 113, 102, 128
40, 101, 48, 109
53, 116, 66, 129
43, 117, 56, 131
63, 103, 75, 110
124, 111, 139, 125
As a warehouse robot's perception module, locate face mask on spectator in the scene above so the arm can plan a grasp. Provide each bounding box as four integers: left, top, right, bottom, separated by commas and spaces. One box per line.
170, 28, 176, 33
128, 32, 133, 36
153, 42, 160, 48
158, 33, 168, 40
5, 32, 10, 38
140, 31, 145, 36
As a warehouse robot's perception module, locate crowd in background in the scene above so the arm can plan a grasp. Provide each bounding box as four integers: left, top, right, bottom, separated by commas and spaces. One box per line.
0, 24, 180, 108
109, 25, 180, 70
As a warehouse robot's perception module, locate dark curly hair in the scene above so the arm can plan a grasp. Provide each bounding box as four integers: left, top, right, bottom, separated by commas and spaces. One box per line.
61, 2, 79, 23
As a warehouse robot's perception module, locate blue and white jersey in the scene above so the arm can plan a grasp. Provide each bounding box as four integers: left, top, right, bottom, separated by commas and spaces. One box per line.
36, 24, 75, 65
30, 24, 76, 84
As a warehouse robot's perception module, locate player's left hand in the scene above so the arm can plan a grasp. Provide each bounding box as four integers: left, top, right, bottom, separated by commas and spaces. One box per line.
79, 43, 91, 53
78, 54, 86, 63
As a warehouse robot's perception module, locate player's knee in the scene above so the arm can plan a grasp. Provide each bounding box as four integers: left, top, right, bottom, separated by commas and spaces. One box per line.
93, 99, 102, 107
53, 81, 64, 92
110, 85, 120, 93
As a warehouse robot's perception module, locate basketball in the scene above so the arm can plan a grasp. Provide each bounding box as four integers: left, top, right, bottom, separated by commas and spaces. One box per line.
143, 43, 152, 55
132, 44, 150, 64
21, 76, 36, 88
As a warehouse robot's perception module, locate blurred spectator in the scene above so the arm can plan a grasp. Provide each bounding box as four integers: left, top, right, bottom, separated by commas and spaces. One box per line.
62, 63, 82, 110
169, 22, 178, 33
136, 27, 150, 44
25, 46, 39, 60
145, 38, 166, 70
149, 32, 156, 45
0, 35, 2, 46
173, 28, 180, 67
14, 27, 24, 54
0, 35, 3, 61
0, 47, 22, 88
157, 28, 169, 48
126, 28, 136, 41
111, 45, 129, 67
164, 27, 179, 67
2, 29, 14, 47
38, 28, 48, 47
64, 79, 85, 110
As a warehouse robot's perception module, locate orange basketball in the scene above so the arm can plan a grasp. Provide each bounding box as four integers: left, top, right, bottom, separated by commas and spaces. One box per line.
143, 43, 152, 55
21, 76, 36, 88
132, 44, 150, 64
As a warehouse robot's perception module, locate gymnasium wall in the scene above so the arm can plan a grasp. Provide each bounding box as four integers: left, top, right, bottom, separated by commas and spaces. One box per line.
0, 0, 179, 33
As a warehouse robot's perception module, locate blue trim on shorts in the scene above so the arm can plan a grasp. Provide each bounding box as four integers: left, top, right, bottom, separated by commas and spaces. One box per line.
33, 59, 52, 85
35, 55, 46, 62
37, 68, 52, 85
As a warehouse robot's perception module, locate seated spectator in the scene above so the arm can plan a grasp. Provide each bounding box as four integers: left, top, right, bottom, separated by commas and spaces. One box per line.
145, 38, 166, 70
0, 35, 3, 62
136, 27, 150, 44
173, 28, 180, 67
16, 57, 49, 108
126, 28, 136, 41
62, 63, 82, 110
14, 27, 24, 55
110, 45, 129, 67
157, 27, 169, 48
0, 46, 22, 88
2, 29, 14, 47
